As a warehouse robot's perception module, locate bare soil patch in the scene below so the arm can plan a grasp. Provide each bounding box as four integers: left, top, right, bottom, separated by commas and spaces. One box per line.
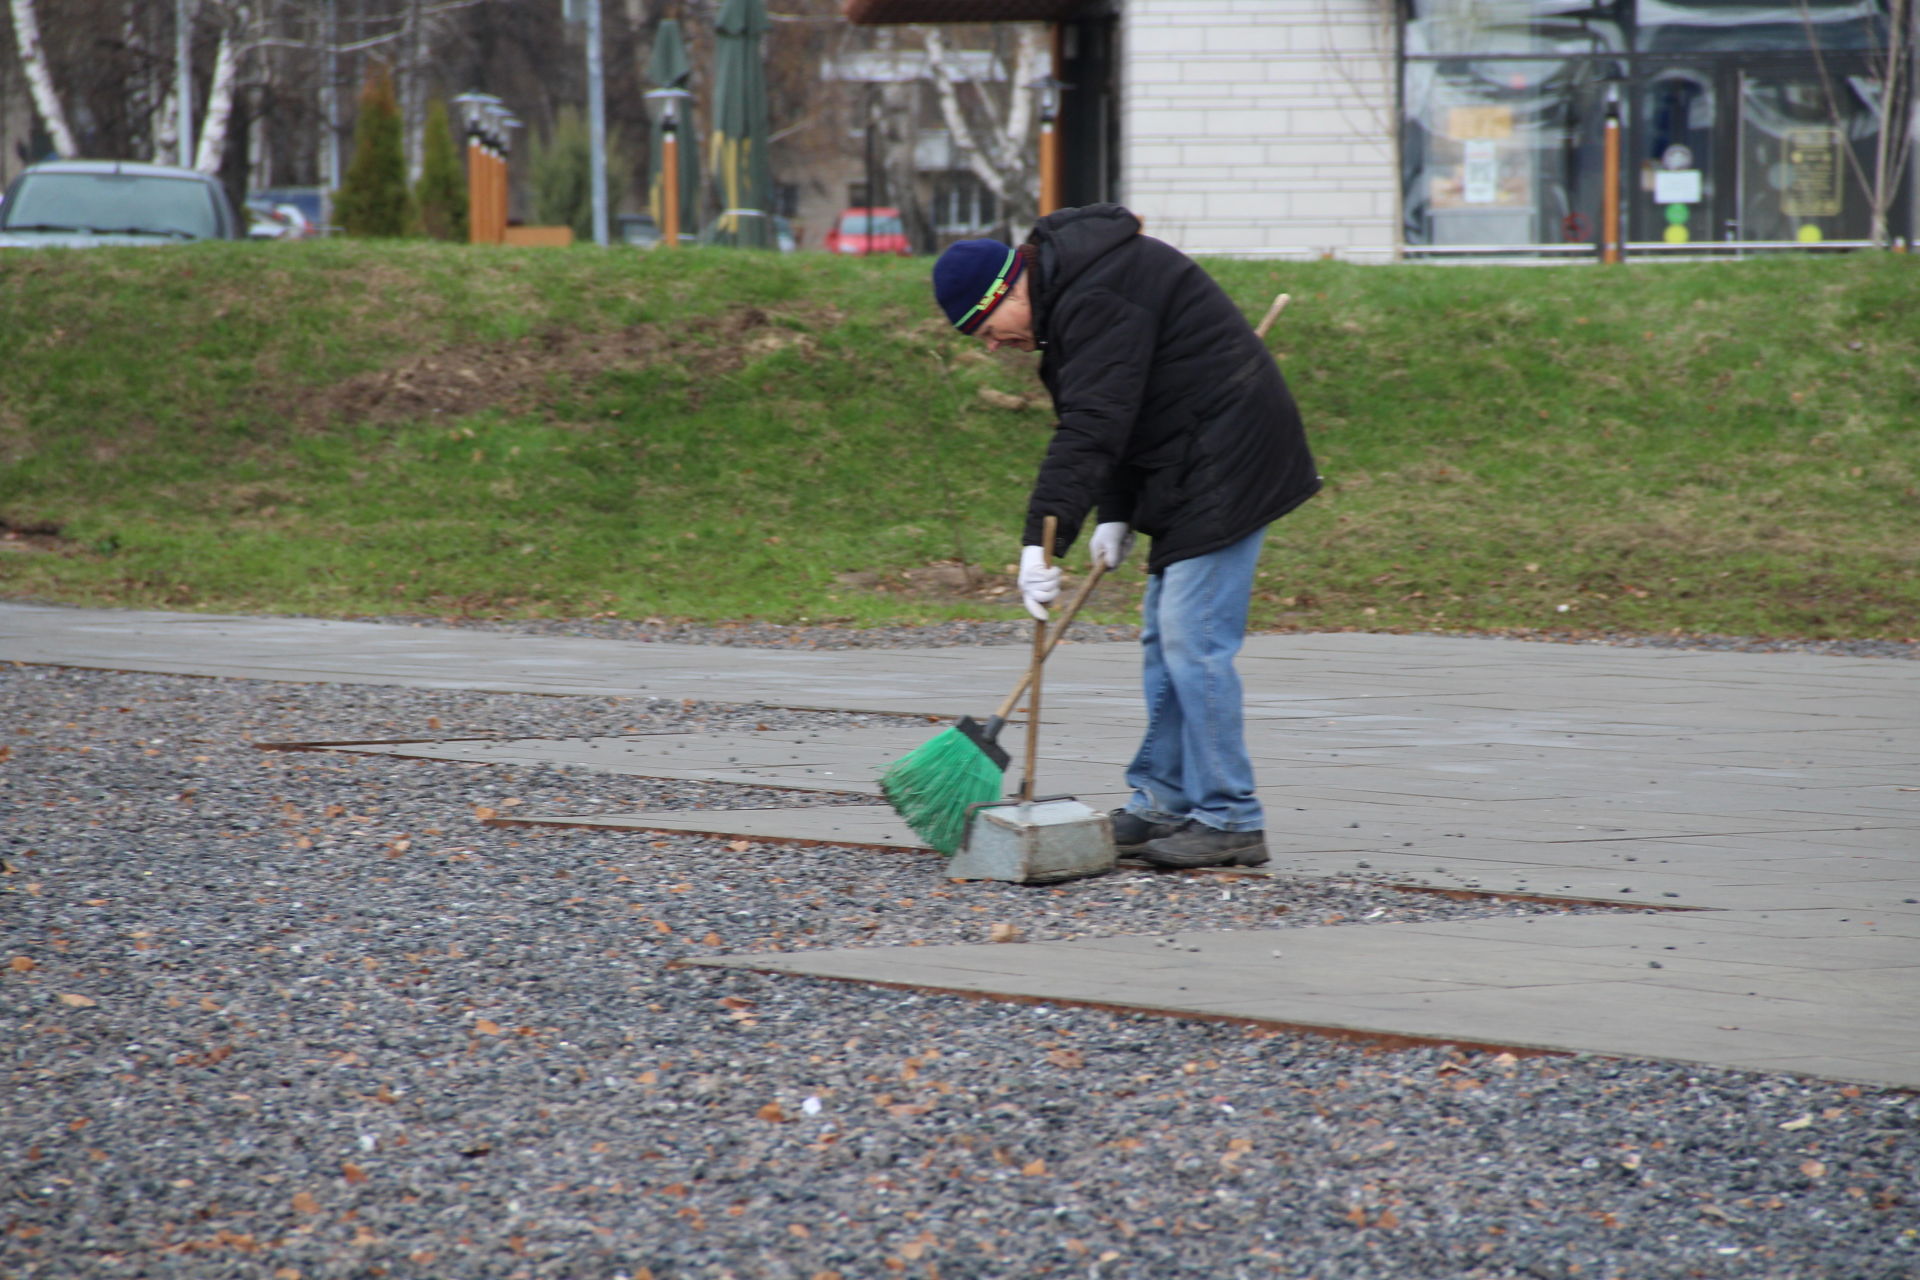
266, 305, 816, 430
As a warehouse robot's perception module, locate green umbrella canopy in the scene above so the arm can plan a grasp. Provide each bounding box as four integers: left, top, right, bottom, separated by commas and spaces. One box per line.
646, 19, 701, 239
706, 0, 773, 248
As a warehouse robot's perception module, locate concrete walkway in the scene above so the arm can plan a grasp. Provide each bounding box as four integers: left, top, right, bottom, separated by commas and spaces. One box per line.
4, 601, 1916, 1087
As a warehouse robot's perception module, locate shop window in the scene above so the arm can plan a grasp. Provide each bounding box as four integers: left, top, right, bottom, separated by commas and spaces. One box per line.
1635, 0, 1887, 53
1406, 0, 1626, 55
1403, 56, 1622, 245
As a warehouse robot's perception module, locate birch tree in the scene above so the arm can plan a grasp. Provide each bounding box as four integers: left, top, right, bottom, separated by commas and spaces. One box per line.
9, 0, 78, 157
921, 23, 1046, 239
194, 4, 255, 175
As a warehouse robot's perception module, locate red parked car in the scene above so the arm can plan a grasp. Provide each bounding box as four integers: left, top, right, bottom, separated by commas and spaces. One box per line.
823, 206, 911, 256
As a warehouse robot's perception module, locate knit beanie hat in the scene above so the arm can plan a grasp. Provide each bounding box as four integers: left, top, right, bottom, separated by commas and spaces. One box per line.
932, 239, 1025, 334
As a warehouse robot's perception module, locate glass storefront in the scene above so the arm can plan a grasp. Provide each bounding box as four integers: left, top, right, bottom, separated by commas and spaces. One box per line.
1401, 0, 1911, 251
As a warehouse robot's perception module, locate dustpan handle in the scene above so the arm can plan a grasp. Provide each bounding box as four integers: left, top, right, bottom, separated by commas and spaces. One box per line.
1019, 517, 1056, 803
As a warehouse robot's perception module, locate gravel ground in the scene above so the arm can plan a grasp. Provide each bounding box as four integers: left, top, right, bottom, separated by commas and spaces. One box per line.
4, 662, 1916, 1280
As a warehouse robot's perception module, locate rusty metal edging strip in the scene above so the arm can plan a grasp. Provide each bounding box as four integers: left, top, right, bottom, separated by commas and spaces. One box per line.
681, 958, 1572, 1060
483, 814, 1707, 910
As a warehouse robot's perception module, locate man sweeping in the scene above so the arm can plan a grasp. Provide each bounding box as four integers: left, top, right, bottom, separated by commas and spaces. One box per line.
932, 203, 1320, 870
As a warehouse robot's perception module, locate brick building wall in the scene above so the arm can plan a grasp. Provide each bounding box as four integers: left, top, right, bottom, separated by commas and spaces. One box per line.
1119, 0, 1400, 260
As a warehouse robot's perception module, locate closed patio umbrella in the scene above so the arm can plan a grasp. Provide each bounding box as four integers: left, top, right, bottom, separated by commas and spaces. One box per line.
646, 19, 701, 243
706, 0, 773, 248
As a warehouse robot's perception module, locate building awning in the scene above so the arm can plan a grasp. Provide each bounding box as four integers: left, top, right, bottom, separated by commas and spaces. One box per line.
843, 0, 1098, 23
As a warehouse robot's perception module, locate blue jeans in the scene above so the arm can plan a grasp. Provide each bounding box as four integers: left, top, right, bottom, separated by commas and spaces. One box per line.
1124, 527, 1266, 833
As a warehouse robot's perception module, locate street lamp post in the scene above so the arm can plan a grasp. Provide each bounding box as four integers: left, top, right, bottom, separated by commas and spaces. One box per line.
453, 93, 502, 244
645, 87, 692, 248
584, 0, 609, 246
176, 0, 194, 167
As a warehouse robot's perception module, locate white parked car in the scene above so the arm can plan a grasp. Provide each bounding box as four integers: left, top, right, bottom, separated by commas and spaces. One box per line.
0, 159, 243, 248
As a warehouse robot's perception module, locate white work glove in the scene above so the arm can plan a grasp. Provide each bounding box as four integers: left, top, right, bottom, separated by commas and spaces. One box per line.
1017, 544, 1062, 621
1089, 521, 1135, 570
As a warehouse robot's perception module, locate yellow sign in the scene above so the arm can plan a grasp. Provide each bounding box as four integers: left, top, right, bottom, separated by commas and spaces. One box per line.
1447, 106, 1514, 140
1782, 128, 1842, 218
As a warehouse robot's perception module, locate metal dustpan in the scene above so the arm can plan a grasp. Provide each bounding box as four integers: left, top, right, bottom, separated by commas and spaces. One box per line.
948, 795, 1115, 885
947, 519, 1116, 885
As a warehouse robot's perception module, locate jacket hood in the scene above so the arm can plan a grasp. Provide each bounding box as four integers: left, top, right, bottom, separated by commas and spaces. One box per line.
1027, 203, 1141, 332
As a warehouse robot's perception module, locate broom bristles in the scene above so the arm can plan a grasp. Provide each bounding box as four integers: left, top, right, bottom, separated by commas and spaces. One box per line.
880, 726, 1006, 856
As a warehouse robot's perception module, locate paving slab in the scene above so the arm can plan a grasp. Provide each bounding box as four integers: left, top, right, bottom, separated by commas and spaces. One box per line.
5, 601, 1917, 1086
697, 910, 1920, 1086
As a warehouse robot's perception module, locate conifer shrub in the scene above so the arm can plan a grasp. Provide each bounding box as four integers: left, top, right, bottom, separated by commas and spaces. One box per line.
412, 100, 468, 241
530, 107, 630, 242
335, 65, 411, 238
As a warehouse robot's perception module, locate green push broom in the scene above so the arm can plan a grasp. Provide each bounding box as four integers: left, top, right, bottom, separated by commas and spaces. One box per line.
881, 519, 1108, 854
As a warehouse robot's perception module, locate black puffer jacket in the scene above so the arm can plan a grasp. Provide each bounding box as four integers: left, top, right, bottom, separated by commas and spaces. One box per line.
1020, 204, 1319, 573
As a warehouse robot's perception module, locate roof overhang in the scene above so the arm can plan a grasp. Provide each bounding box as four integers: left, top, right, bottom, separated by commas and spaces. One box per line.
843, 0, 1098, 23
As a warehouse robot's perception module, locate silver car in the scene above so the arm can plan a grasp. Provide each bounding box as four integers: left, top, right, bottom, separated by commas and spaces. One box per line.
0, 159, 243, 248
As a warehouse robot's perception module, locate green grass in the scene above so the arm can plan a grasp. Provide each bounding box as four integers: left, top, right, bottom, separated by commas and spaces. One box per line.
2, 240, 1916, 640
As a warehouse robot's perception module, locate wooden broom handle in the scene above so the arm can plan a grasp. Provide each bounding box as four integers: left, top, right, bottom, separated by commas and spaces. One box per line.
1256, 291, 1290, 340
993, 555, 1105, 720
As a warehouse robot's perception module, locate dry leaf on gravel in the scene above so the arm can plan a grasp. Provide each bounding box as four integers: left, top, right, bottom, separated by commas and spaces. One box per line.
988, 923, 1022, 943
1046, 1048, 1086, 1070
57, 993, 96, 1008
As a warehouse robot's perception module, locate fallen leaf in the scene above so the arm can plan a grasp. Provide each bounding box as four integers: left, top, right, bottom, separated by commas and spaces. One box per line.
57, 993, 96, 1008
728, 840, 752, 852
758, 1103, 789, 1123
473, 1018, 502, 1036
1021, 1159, 1047, 1176
9, 956, 33, 972
473, 806, 497, 821
720, 996, 754, 1010
291, 1191, 321, 1214
701, 932, 723, 946
886, 1103, 933, 1118
342, 1163, 369, 1184
1779, 1114, 1814, 1131
1046, 1048, 1085, 1070
988, 923, 1022, 943
1801, 1160, 1828, 1179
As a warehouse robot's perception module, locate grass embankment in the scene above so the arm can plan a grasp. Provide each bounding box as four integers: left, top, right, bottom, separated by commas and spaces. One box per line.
1, 242, 1915, 638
